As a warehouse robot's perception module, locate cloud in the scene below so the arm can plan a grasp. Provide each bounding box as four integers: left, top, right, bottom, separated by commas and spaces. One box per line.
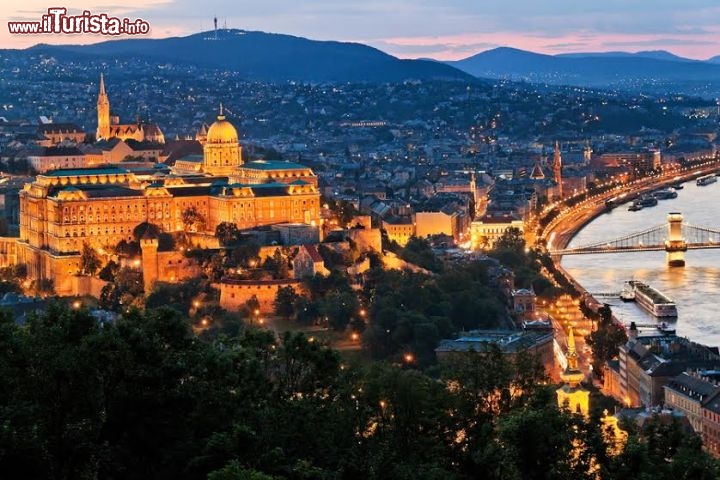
602, 38, 719, 47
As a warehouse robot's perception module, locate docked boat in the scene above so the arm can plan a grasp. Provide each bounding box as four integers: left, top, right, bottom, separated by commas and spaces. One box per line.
653, 188, 678, 200
628, 202, 644, 212
671, 183, 684, 190
638, 195, 658, 207
628, 281, 678, 318
697, 174, 717, 186
657, 323, 676, 335
620, 282, 635, 302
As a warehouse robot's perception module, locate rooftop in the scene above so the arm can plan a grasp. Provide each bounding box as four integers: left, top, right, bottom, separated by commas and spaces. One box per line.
244, 159, 309, 171
436, 330, 553, 355
43, 167, 131, 177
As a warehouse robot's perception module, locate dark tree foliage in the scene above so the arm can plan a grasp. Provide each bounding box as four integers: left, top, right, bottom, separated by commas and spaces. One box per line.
398, 237, 443, 273
215, 221, 242, 246
586, 304, 628, 378
360, 261, 503, 365
145, 278, 217, 316
98, 260, 120, 282
99, 267, 144, 311
274, 285, 299, 320
0, 303, 716, 480
80, 242, 102, 275
323, 198, 359, 227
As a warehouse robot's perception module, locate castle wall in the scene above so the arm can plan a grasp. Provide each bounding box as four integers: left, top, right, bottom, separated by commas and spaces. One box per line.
218, 278, 304, 314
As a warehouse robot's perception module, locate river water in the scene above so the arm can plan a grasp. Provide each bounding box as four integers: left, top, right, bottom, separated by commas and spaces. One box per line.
562, 178, 720, 347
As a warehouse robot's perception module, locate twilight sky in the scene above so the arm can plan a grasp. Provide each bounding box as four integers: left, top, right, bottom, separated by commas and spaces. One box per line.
3, 0, 720, 60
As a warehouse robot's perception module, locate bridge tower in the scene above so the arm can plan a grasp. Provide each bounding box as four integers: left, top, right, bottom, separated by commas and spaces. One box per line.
665, 212, 687, 267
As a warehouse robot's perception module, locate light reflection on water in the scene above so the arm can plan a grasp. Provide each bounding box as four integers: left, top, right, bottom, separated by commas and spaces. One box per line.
562, 179, 720, 347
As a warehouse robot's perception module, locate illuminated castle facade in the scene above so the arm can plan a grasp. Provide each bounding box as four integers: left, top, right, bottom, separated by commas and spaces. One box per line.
14, 99, 320, 295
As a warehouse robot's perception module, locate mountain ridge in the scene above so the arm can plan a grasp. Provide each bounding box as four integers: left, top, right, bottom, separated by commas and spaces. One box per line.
445, 46, 720, 93
10, 29, 473, 83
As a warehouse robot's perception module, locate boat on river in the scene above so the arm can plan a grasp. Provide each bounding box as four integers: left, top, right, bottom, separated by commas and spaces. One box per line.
697, 174, 717, 186
626, 281, 678, 318
653, 188, 678, 200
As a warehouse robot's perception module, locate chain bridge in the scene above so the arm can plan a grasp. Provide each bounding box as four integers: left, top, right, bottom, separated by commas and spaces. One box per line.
551, 212, 720, 266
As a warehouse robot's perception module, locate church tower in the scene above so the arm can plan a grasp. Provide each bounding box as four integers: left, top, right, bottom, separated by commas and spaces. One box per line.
556, 326, 590, 417
583, 140, 593, 165
96, 73, 110, 141
553, 141, 563, 199
470, 171, 478, 206
203, 103, 242, 176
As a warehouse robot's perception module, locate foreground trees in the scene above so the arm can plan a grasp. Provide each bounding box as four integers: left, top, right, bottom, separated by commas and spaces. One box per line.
0, 303, 717, 479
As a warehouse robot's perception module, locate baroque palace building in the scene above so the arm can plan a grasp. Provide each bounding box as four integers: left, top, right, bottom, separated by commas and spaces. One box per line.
12, 89, 320, 295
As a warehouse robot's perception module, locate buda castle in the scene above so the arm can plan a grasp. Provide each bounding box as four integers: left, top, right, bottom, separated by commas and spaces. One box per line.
9, 76, 321, 295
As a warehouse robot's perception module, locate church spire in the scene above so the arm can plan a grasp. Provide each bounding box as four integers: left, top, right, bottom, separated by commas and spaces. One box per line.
566, 325, 578, 371
218, 102, 225, 120
96, 73, 110, 141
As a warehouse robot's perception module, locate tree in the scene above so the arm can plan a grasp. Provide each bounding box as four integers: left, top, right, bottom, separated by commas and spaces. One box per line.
399, 237, 443, 272
493, 227, 526, 252
215, 222, 241, 246
293, 296, 320, 325
132, 222, 161, 242
321, 290, 359, 331
98, 260, 120, 282
586, 304, 627, 378
209, 462, 278, 480
31, 278, 55, 297
182, 206, 206, 232
99, 267, 144, 311
274, 286, 299, 320
80, 242, 102, 275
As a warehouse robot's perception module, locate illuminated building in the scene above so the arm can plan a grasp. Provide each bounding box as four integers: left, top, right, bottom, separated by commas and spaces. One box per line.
556, 326, 590, 417
469, 212, 523, 250
96, 74, 165, 144
13, 103, 320, 295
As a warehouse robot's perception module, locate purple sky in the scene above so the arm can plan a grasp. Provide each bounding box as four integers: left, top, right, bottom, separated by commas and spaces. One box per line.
3, 1, 720, 59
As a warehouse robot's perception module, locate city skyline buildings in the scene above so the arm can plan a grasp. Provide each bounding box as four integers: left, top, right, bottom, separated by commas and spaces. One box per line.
2, 1, 720, 61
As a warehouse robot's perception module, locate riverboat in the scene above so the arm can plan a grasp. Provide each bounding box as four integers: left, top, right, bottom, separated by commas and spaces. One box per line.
657, 323, 676, 335
628, 202, 643, 212
653, 188, 678, 200
697, 174, 717, 186
671, 183, 684, 190
638, 195, 658, 207
628, 281, 678, 318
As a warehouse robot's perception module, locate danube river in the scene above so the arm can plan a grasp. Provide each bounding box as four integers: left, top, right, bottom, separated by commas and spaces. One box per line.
562, 178, 720, 348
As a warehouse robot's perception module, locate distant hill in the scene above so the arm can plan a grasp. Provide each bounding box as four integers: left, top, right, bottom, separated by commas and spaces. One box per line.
447, 47, 720, 93
556, 50, 697, 63
19, 29, 472, 83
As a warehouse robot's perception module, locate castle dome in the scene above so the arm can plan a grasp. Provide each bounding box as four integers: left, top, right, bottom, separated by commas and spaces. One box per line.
206, 104, 238, 144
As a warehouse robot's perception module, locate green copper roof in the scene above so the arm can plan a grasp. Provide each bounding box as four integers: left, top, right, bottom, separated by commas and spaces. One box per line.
44, 167, 130, 177
244, 160, 308, 171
